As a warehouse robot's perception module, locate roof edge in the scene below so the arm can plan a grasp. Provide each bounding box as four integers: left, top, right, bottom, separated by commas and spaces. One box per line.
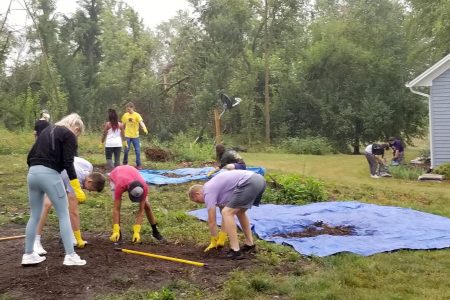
406, 52, 450, 87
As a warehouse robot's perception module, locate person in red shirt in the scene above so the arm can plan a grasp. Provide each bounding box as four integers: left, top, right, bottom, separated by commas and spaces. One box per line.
108, 165, 163, 243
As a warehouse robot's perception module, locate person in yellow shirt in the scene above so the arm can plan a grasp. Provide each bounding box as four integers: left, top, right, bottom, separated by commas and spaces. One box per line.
121, 102, 148, 169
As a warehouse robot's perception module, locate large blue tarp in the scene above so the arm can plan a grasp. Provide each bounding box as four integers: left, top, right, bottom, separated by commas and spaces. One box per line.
139, 167, 266, 185
188, 201, 450, 257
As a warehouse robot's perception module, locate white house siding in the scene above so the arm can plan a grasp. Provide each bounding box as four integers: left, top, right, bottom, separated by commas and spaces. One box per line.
431, 69, 450, 167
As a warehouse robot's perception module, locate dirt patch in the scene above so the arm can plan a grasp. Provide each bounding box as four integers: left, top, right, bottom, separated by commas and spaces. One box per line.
273, 221, 355, 238
177, 161, 217, 168
92, 164, 109, 174
144, 148, 172, 162
0, 227, 254, 300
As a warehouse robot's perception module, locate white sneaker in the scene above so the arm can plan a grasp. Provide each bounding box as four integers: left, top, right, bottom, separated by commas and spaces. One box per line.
34, 240, 47, 255
22, 252, 46, 265
63, 253, 86, 266
370, 175, 380, 179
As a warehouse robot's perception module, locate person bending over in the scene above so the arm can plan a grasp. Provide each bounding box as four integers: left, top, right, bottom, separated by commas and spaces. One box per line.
364, 143, 390, 178
207, 144, 246, 177
188, 170, 266, 259
34, 157, 106, 255
388, 137, 404, 165
109, 165, 163, 243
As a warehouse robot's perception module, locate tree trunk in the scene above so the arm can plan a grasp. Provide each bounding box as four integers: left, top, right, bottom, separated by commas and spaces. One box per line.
264, 0, 271, 144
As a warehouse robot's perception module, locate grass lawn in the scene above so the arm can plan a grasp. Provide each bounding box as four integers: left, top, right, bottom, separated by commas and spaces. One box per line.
1, 132, 450, 299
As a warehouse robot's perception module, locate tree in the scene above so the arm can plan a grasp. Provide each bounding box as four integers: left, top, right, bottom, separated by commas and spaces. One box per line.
303, 0, 427, 153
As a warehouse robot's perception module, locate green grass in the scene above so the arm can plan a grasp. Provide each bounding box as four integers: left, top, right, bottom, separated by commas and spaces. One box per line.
3, 132, 450, 299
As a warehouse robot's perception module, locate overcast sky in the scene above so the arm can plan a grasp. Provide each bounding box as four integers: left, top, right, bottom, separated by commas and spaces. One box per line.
0, 0, 192, 30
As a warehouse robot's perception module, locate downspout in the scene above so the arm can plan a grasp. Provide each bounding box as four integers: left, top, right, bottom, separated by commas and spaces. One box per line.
408, 86, 433, 168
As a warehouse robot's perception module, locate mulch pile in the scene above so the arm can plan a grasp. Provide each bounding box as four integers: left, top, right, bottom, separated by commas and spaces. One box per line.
144, 148, 172, 162
273, 221, 355, 238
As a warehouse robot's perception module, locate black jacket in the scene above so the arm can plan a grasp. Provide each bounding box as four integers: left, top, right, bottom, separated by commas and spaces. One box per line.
27, 125, 78, 180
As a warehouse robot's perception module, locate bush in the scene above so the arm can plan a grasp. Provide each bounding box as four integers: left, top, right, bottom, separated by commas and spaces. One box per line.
264, 173, 327, 204
434, 163, 450, 179
166, 132, 214, 162
280, 137, 334, 155
387, 165, 425, 180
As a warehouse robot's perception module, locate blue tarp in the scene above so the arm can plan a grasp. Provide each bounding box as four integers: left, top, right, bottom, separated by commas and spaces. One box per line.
188, 201, 450, 257
139, 167, 266, 185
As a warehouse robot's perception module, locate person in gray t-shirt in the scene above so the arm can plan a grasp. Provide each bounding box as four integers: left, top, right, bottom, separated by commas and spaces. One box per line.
188, 170, 266, 259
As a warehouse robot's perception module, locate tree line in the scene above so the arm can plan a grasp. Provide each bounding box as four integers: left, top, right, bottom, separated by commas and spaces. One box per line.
0, 0, 444, 152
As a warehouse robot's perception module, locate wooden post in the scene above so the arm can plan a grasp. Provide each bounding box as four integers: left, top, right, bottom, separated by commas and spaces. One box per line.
214, 109, 222, 144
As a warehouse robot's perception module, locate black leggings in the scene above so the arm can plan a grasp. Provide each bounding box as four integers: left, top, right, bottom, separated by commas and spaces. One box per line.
105, 147, 122, 168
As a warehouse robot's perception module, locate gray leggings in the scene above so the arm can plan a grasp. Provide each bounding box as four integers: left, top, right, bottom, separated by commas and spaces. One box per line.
25, 165, 74, 255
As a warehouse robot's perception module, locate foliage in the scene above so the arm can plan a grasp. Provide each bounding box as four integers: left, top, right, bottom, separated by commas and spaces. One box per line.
163, 132, 214, 162
4, 132, 450, 298
264, 173, 326, 205
387, 165, 425, 180
280, 136, 335, 155
433, 163, 450, 179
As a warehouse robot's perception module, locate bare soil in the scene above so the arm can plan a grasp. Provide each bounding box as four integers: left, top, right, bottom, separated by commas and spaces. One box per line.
0, 225, 254, 300
273, 221, 355, 238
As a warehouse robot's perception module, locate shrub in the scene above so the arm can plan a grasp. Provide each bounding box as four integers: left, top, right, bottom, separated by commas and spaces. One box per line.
434, 163, 450, 179
387, 165, 425, 180
264, 173, 326, 204
280, 136, 334, 155
165, 132, 214, 162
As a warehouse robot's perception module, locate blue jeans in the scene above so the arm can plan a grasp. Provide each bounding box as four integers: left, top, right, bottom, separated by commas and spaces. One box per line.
123, 137, 141, 167
26, 165, 74, 254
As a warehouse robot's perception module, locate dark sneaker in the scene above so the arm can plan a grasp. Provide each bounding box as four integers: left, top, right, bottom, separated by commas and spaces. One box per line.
152, 230, 165, 241
226, 249, 245, 260
241, 244, 256, 254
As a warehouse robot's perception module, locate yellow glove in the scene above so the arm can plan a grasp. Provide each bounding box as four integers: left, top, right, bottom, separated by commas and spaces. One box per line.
98, 142, 104, 149
216, 231, 227, 247
207, 168, 217, 177
204, 235, 218, 252
143, 127, 148, 135
73, 230, 87, 248
122, 140, 128, 149
132, 224, 141, 243
70, 178, 86, 203
110, 224, 121, 242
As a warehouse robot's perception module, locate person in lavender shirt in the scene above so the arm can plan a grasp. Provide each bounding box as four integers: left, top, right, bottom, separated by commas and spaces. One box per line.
188, 170, 266, 259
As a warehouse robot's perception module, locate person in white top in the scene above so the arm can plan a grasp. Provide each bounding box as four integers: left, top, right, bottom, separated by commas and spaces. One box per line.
364, 143, 389, 178
33, 157, 106, 255
101, 109, 126, 170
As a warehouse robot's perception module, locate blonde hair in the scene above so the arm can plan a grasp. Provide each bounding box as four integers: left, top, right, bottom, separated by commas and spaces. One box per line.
55, 113, 85, 135
188, 184, 203, 200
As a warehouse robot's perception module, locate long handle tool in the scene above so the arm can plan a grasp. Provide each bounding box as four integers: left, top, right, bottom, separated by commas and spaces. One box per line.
0, 235, 26, 241
114, 247, 207, 267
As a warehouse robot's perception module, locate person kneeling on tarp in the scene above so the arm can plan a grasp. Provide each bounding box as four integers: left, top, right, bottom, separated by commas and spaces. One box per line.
188, 170, 266, 259
109, 165, 164, 243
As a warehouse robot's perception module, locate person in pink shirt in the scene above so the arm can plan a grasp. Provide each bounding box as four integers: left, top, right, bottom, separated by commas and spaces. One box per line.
188, 170, 266, 259
108, 165, 163, 243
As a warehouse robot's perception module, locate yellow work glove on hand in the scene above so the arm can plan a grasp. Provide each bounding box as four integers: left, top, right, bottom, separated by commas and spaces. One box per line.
110, 224, 121, 242
143, 127, 148, 135
70, 178, 86, 203
216, 231, 228, 247
204, 235, 218, 252
98, 142, 104, 149
122, 140, 128, 149
73, 230, 87, 248
132, 224, 141, 243
207, 168, 217, 177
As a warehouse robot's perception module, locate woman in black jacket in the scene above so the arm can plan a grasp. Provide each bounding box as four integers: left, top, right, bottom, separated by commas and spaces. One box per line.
22, 113, 88, 266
